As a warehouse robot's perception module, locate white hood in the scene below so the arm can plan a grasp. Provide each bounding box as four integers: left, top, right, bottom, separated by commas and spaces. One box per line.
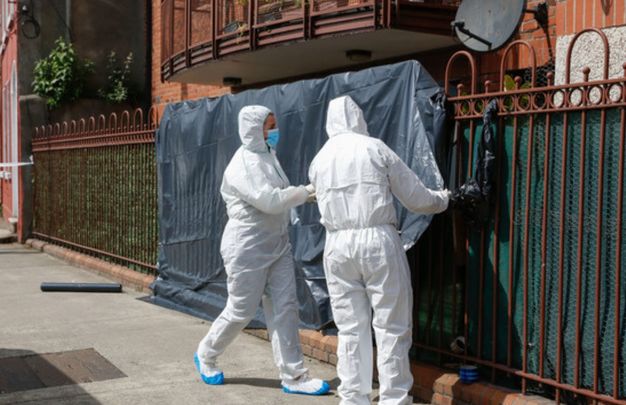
325, 96, 368, 138
238, 105, 272, 152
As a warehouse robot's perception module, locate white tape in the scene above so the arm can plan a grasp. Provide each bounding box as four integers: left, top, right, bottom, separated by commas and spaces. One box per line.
0, 161, 33, 168
0, 156, 34, 168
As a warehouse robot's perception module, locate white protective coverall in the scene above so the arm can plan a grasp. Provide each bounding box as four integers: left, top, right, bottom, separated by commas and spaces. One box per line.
309, 96, 450, 405
197, 106, 311, 385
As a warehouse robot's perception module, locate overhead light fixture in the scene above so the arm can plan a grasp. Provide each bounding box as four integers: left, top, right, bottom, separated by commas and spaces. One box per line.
345, 49, 372, 62
223, 77, 242, 87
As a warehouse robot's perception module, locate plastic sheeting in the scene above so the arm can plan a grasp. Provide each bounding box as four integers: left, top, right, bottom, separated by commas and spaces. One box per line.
152, 60, 447, 329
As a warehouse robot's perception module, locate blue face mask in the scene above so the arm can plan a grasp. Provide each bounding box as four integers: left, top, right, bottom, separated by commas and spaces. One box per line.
266, 129, 280, 149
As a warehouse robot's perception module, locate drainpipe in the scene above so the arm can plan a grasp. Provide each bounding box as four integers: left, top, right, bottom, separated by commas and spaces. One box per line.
66, 0, 71, 42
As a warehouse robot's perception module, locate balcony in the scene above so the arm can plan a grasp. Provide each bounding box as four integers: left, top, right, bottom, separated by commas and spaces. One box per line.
160, 0, 459, 86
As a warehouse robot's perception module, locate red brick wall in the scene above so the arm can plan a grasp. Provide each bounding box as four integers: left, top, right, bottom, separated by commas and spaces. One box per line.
561, 0, 626, 34
151, 0, 229, 110
473, 0, 626, 86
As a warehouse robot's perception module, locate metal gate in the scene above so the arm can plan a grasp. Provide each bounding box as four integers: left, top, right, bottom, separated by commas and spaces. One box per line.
411, 28, 626, 404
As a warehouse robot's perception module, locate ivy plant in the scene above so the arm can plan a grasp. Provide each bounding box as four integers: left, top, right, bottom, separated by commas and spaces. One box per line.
32, 37, 94, 109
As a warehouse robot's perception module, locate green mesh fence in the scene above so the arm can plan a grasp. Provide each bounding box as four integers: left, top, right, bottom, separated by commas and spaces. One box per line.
33, 144, 158, 273
411, 108, 626, 400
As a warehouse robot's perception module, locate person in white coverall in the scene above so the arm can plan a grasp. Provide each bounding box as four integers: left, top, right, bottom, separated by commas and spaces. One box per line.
309, 96, 450, 405
194, 105, 330, 396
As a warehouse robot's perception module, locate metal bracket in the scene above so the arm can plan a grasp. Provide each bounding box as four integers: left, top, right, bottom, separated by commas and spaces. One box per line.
525, 2, 548, 28
451, 20, 492, 47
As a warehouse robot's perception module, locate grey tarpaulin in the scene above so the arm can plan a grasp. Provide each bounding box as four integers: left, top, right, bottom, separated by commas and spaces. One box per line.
152, 60, 447, 329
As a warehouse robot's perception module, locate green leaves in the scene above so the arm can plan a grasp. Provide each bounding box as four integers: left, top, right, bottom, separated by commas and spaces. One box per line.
503, 74, 532, 111
98, 51, 134, 104
33, 38, 134, 108
32, 37, 94, 109
503, 74, 515, 92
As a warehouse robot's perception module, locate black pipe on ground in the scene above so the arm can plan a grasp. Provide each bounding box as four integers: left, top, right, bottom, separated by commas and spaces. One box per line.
40, 282, 123, 293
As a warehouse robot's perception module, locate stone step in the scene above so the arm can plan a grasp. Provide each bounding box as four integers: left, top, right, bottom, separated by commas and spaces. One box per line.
0, 229, 17, 243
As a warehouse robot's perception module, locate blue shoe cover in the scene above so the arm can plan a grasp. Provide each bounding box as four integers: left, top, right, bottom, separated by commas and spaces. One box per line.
194, 353, 224, 385
282, 380, 330, 396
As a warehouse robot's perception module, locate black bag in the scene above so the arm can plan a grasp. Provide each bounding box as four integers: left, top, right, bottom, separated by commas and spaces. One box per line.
452, 99, 498, 226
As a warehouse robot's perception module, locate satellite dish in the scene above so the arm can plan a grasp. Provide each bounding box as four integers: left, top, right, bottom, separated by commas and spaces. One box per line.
452, 0, 547, 53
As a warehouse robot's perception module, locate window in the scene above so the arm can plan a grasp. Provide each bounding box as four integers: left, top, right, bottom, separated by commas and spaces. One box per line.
1, 0, 14, 37
2, 83, 8, 178
3, 84, 8, 164
1, 1, 4, 43
1, 62, 18, 183
5, 0, 13, 28
3, 86, 6, 163
10, 61, 18, 214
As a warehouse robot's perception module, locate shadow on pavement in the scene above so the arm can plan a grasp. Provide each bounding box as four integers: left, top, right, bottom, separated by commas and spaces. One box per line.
224, 377, 282, 389
224, 376, 341, 392
0, 347, 125, 404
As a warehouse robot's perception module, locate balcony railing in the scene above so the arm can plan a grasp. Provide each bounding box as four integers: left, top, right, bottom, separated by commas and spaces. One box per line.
160, 0, 459, 83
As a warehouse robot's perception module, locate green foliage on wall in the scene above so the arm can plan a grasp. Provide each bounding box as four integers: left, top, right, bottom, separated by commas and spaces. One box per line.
32, 37, 94, 108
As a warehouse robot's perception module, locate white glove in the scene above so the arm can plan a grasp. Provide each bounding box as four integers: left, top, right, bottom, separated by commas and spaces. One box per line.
304, 184, 316, 203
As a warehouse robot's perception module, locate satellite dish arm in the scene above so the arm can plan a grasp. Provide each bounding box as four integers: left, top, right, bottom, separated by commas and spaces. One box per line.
451, 20, 492, 47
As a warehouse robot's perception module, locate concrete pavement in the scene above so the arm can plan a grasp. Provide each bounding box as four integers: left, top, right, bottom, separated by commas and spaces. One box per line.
0, 243, 341, 404
0, 243, 428, 405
